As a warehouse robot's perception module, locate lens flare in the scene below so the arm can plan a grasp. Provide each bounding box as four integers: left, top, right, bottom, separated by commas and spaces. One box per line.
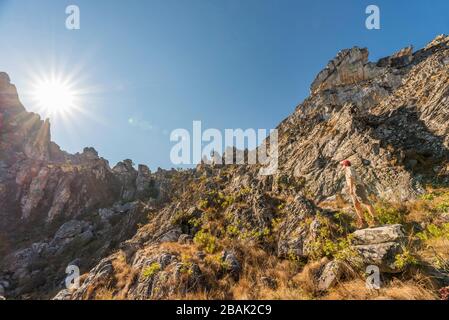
31, 76, 78, 117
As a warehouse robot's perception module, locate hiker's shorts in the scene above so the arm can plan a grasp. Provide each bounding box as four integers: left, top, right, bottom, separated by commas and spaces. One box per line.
352, 185, 370, 204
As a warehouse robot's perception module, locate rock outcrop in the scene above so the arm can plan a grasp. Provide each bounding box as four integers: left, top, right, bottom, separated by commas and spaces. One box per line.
311, 47, 385, 94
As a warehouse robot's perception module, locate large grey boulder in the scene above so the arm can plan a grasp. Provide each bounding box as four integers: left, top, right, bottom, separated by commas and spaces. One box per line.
351, 224, 405, 245
353, 242, 404, 273
351, 224, 406, 273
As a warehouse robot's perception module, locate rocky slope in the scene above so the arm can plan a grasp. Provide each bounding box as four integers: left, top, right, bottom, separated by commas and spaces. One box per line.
1, 35, 449, 300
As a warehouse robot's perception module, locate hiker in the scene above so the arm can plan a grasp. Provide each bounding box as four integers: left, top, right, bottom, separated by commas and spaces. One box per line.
340, 160, 376, 228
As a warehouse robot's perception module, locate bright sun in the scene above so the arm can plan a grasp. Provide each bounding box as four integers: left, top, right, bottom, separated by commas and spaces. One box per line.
32, 78, 78, 117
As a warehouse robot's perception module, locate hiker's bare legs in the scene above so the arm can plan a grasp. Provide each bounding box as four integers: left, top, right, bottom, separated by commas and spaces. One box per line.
340, 159, 374, 228
352, 196, 366, 227
365, 203, 376, 220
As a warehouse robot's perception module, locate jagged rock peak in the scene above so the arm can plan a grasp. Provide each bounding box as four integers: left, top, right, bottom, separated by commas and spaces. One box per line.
0, 72, 26, 115
310, 47, 384, 94
425, 34, 449, 50
0, 72, 11, 84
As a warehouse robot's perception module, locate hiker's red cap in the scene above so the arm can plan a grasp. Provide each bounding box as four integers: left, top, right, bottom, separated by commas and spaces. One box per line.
340, 160, 351, 167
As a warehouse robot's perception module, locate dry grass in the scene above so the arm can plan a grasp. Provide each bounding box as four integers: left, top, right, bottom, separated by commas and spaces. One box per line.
112, 252, 139, 299
292, 259, 327, 298
163, 239, 311, 300
419, 238, 449, 262
407, 187, 449, 223
324, 278, 437, 300
93, 288, 115, 300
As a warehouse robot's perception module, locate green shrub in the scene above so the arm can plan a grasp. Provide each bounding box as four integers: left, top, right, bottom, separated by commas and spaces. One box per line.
334, 211, 354, 233
309, 236, 357, 261
198, 190, 234, 211
417, 223, 449, 241
375, 204, 407, 225
420, 193, 435, 201
238, 187, 251, 197
194, 230, 218, 254
394, 248, 418, 269
142, 262, 161, 279
172, 210, 192, 225
436, 202, 449, 213
226, 224, 239, 237
198, 199, 210, 211
306, 217, 359, 262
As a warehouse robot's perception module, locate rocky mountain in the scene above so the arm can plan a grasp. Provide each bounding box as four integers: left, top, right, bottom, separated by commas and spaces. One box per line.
1, 35, 449, 300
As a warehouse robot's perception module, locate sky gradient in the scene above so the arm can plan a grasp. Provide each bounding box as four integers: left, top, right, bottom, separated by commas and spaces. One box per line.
0, 0, 448, 169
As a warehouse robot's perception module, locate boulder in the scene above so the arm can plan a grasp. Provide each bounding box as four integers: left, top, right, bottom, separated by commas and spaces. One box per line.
317, 260, 346, 291
98, 208, 116, 220
353, 242, 404, 273
351, 225, 406, 273
377, 46, 414, 68
47, 220, 94, 255
351, 224, 405, 245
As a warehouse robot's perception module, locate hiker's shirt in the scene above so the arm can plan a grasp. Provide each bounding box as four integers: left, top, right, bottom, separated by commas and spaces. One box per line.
345, 167, 370, 203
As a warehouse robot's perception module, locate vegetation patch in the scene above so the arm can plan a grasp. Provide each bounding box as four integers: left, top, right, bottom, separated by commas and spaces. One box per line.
142, 262, 162, 279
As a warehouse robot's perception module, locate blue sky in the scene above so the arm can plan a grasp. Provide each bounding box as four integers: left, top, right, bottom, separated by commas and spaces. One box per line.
0, 0, 448, 169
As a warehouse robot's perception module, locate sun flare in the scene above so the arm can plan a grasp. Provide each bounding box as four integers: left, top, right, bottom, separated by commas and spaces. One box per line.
31, 77, 79, 117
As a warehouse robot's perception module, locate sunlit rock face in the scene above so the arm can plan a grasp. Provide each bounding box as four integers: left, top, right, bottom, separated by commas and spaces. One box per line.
310, 47, 385, 94
278, 35, 449, 203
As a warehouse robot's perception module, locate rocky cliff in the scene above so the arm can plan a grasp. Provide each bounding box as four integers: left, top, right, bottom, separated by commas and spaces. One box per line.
1, 35, 449, 300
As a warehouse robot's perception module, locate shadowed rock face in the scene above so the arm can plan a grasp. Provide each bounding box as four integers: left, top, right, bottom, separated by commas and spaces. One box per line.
1, 35, 449, 300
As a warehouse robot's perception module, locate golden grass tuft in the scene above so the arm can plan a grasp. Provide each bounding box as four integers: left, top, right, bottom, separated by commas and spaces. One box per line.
324, 278, 437, 300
